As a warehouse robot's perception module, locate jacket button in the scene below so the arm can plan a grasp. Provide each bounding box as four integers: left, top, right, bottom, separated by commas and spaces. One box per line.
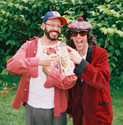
34, 51, 36, 53
24, 88, 27, 91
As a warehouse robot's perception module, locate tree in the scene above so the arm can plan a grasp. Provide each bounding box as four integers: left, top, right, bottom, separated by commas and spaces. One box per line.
0, 0, 122, 85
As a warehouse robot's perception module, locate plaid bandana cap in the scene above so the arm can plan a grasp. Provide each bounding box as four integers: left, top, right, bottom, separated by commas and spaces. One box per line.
68, 17, 92, 31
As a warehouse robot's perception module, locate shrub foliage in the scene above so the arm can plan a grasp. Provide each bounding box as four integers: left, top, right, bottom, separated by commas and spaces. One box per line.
0, 0, 122, 85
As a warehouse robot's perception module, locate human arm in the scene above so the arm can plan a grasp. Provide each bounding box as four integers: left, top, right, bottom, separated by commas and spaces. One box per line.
67, 46, 110, 89
7, 41, 53, 77
43, 66, 77, 90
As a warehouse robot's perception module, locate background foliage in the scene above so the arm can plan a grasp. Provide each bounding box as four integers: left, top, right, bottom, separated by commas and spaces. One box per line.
0, 0, 123, 125
0, 0, 123, 87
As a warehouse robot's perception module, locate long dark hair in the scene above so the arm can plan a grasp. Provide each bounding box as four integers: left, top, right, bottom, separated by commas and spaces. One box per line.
65, 30, 97, 49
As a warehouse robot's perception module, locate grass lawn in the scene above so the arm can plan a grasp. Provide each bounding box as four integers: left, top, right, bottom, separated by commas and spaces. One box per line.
0, 89, 73, 125
110, 83, 123, 125
0, 75, 123, 125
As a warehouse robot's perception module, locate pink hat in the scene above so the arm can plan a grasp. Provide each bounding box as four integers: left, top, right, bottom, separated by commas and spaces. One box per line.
68, 17, 92, 31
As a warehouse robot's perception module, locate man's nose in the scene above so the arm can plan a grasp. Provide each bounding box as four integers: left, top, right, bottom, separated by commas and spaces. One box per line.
76, 33, 82, 37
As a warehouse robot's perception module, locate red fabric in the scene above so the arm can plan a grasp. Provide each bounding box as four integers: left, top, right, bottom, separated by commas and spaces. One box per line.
44, 67, 77, 90
7, 37, 77, 116
68, 46, 113, 125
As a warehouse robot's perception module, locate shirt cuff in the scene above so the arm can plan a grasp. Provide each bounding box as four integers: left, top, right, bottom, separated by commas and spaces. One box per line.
74, 59, 88, 77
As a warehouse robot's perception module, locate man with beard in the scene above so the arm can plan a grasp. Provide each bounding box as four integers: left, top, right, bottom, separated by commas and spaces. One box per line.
7, 11, 77, 125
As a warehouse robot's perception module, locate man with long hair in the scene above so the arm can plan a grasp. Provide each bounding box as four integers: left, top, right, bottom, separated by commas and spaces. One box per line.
66, 17, 113, 125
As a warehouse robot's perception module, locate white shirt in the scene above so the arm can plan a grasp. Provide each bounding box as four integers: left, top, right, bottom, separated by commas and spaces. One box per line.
27, 39, 54, 109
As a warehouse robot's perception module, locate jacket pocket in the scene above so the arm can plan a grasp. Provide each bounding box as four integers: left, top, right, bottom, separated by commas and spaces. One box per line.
96, 102, 111, 113
97, 102, 110, 106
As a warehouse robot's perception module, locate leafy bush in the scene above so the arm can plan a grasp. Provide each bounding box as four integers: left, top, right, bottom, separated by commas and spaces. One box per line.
0, 0, 122, 86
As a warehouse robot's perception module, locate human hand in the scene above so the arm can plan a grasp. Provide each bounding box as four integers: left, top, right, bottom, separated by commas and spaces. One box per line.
66, 46, 82, 64
39, 54, 58, 66
42, 65, 53, 76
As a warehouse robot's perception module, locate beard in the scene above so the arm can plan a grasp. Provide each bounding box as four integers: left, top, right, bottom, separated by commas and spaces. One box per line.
44, 28, 60, 41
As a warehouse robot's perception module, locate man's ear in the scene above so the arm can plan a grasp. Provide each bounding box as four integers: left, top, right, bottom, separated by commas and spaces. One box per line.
41, 23, 45, 30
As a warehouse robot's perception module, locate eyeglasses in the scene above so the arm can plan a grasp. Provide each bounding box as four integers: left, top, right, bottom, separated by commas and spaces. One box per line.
45, 23, 62, 28
71, 31, 87, 37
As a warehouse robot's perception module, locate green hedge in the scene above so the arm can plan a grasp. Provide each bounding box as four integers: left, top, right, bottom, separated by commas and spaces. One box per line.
0, 0, 122, 85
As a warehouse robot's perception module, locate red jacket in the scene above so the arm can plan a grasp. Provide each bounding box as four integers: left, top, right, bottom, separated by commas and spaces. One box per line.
67, 45, 113, 125
7, 36, 77, 117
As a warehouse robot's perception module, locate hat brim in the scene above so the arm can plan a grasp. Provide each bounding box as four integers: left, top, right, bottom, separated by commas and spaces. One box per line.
48, 16, 67, 25
69, 27, 91, 31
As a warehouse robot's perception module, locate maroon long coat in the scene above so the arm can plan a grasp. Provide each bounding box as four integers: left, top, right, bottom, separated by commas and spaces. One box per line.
67, 45, 113, 125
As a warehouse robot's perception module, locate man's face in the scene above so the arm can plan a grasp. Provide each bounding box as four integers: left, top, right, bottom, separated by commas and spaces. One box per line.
44, 18, 62, 41
71, 30, 88, 51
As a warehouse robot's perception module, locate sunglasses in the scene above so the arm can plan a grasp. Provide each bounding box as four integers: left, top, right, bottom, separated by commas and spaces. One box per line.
71, 31, 87, 37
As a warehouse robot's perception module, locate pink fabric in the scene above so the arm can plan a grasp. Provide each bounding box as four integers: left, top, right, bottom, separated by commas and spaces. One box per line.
7, 36, 77, 116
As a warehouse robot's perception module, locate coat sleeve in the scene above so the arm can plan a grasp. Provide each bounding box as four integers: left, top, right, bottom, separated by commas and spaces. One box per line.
7, 41, 39, 78
74, 48, 110, 89
44, 67, 77, 90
